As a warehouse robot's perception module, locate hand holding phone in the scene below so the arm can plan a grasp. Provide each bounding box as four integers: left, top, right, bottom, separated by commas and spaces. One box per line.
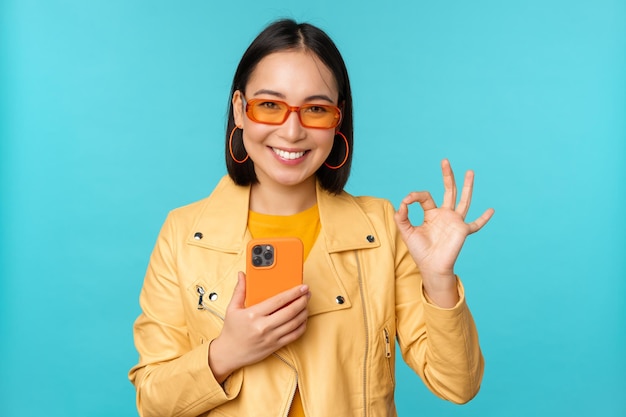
244, 237, 304, 307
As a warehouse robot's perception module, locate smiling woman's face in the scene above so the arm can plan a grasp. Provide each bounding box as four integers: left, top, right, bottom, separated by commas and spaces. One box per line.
232, 50, 339, 191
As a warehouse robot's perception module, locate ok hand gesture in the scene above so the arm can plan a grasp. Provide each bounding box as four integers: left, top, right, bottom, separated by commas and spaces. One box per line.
394, 159, 494, 308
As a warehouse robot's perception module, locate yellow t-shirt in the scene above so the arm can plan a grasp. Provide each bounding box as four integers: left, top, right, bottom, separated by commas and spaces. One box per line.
248, 204, 320, 417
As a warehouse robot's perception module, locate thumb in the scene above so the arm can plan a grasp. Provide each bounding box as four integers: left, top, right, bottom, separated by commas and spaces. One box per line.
228, 271, 247, 310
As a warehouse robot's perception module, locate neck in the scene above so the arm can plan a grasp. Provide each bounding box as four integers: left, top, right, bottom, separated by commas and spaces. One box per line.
249, 178, 317, 215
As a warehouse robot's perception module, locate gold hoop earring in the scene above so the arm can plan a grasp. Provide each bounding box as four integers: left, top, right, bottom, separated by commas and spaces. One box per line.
229, 126, 249, 164
324, 132, 349, 170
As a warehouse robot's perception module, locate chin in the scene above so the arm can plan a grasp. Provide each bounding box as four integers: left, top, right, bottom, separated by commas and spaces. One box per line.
271, 172, 316, 188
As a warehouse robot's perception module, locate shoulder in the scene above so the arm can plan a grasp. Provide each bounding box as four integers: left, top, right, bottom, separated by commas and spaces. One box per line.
168, 196, 211, 222
163, 194, 213, 231
340, 191, 397, 220
159, 176, 249, 248
167, 175, 245, 220
318, 188, 398, 246
160, 175, 248, 238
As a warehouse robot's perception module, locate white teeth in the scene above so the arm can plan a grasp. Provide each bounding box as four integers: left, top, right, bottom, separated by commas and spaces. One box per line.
273, 148, 305, 160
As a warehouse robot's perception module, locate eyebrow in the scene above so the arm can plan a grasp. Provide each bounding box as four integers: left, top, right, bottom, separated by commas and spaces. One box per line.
251, 89, 336, 104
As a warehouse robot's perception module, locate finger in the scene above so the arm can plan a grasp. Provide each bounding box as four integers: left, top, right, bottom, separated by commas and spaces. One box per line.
441, 159, 457, 209
456, 170, 474, 217
255, 284, 310, 316
467, 208, 495, 234
275, 307, 309, 345
401, 191, 437, 211
273, 299, 309, 332
266, 291, 310, 325
228, 271, 247, 310
394, 200, 411, 232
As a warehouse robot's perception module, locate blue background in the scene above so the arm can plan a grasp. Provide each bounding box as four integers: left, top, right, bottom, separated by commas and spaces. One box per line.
1, 1, 624, 416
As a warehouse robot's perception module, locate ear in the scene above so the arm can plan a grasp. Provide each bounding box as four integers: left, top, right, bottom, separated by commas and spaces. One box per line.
232, 90, 244, 127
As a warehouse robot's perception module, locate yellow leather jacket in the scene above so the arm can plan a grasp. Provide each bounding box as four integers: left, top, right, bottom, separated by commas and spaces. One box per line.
129, 176, 484, 417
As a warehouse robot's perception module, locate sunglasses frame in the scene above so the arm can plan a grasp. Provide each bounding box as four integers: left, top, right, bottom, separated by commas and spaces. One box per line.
243, 96, 342, 129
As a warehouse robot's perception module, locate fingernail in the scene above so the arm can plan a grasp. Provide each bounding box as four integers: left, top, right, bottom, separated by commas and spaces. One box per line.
300, 285, 309, 293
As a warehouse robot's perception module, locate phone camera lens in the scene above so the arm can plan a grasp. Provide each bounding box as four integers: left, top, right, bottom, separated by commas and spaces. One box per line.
252, 256, 263, 266
263, 251, 273, 260
253, 245, 263, 255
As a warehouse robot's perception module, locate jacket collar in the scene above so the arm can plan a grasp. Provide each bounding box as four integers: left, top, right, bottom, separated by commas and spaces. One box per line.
187, 175, 380, 253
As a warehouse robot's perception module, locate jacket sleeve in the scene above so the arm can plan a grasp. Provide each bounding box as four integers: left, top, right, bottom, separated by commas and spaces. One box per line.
387, 201, 484, 404
128, 212, 243, 417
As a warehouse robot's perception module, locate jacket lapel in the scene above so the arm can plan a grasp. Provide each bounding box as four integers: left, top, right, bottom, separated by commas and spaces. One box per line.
316, 181, 380, 253
302, 182, 382, 316
186, 176, 251, 253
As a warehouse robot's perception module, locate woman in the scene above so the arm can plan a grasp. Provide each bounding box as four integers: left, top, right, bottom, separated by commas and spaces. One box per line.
129, 19, 494, 417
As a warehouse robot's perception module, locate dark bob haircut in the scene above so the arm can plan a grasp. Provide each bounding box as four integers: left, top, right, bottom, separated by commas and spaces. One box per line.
225, 19, 353, 194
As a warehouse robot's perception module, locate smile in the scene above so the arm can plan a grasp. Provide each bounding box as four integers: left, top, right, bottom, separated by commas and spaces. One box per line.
272, 147, 307, 160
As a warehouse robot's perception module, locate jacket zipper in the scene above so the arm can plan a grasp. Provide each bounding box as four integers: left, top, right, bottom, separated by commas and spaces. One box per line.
383, 328, 395, 386
196, 286, 205, 310
383, 328, 391, 358
272, 352, 298, 417
355, 252, 369, 417
195, 286, 224, 320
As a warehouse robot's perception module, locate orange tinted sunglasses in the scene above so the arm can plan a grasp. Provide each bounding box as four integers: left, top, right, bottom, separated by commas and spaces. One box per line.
243, 96, 342, 129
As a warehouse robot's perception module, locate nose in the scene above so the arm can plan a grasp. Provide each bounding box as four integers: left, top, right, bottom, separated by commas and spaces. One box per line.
280, 110, 306, 141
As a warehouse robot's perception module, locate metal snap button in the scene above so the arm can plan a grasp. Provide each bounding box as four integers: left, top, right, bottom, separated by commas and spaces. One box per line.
209, 292, 218, 301
336, 295, 345, 304
366, 235, 375, 243
194, 232, 203, 240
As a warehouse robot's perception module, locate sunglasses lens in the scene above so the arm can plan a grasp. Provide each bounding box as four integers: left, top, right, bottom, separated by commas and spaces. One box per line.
247, 100, 341, 129
249, 101, 289, 124
300, 105, 341, 128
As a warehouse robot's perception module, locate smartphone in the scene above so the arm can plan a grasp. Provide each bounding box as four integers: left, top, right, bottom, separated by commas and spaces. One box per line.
244, 237, 304, 307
